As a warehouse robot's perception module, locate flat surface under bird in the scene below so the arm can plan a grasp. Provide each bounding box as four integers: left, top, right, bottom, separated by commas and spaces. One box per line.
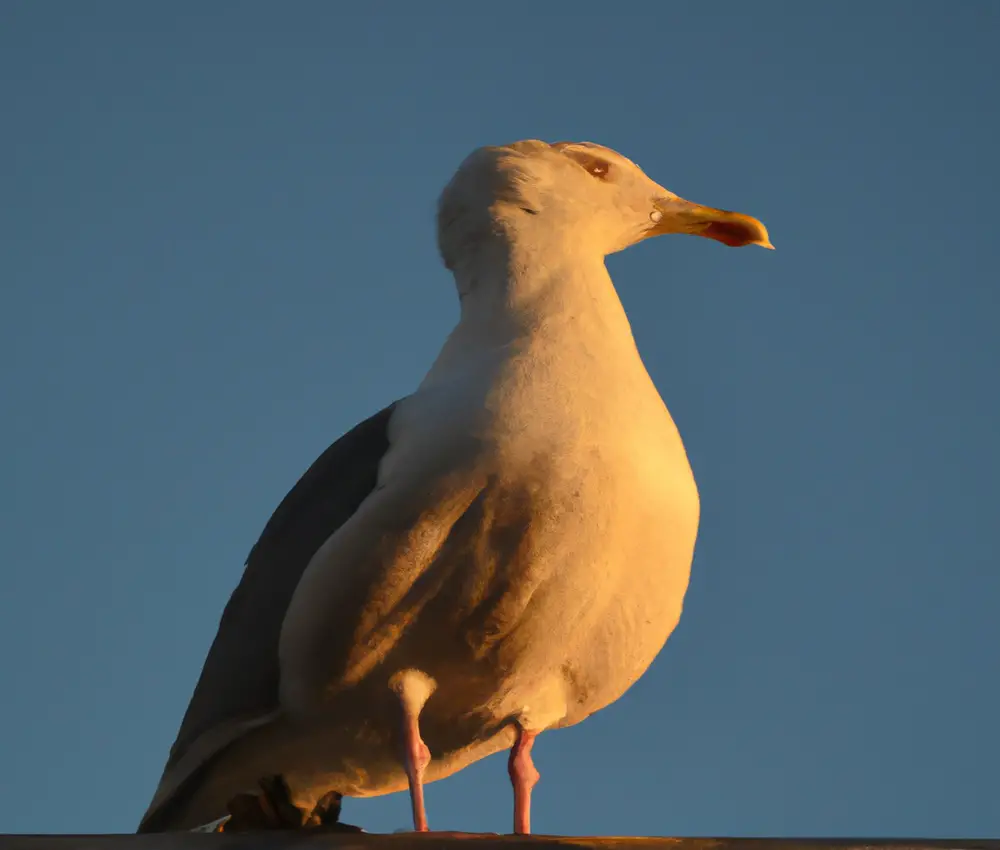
2, 834, 998, 850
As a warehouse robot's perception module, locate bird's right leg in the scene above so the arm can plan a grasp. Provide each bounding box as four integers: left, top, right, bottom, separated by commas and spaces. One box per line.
401, 708, 432, 832
508, 724, 540, 835
390, 669, 437, 832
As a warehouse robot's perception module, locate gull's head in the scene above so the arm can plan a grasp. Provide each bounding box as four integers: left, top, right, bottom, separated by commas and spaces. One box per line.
437, 139, 772, 271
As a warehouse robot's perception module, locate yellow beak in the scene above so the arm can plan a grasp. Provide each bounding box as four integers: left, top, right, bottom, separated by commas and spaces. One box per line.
648, 196, 773, 249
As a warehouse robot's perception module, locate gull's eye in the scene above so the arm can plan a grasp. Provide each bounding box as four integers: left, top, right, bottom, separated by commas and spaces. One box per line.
570, 152, 612, 181
582, 156, 611, 179
552, 142, 613, 182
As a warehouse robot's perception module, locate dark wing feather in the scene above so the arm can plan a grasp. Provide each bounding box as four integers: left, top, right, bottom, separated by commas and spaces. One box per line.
139, 400, 397, 831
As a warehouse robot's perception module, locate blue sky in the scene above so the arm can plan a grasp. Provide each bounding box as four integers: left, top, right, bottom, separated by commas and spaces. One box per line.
1, 0, 998, 839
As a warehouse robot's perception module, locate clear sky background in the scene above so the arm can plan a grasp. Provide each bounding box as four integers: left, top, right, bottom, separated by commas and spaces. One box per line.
1, 0, 998, 839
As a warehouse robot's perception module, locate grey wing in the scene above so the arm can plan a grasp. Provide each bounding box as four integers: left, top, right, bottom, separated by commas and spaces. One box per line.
138, 400, 399, 832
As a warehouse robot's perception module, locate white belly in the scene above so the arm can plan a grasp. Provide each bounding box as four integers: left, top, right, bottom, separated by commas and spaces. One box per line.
265, 321, 700, 814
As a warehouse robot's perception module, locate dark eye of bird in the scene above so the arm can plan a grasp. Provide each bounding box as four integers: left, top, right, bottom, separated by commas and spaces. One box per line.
586, 158, 610, 178
552, 142, 612, 181
574, 153, 611, 180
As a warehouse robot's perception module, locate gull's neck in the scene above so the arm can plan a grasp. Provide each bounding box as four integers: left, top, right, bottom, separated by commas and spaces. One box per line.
462, 235, 633, 338
422, 234, 641, 388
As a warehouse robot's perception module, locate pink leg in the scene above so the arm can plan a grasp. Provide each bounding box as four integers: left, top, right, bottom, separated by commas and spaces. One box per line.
402, 712, 432, 831
507, 726, 540, 835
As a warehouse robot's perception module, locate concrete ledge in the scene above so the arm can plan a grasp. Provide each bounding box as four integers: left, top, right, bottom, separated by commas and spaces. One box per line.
1, 835, 997, 850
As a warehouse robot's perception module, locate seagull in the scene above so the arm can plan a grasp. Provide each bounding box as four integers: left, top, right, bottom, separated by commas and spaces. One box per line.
138, 139, 771, 836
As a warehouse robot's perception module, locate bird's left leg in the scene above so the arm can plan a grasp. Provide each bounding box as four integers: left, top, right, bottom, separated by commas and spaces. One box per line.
390, 670, 437, 832
508, 724, 540, 835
